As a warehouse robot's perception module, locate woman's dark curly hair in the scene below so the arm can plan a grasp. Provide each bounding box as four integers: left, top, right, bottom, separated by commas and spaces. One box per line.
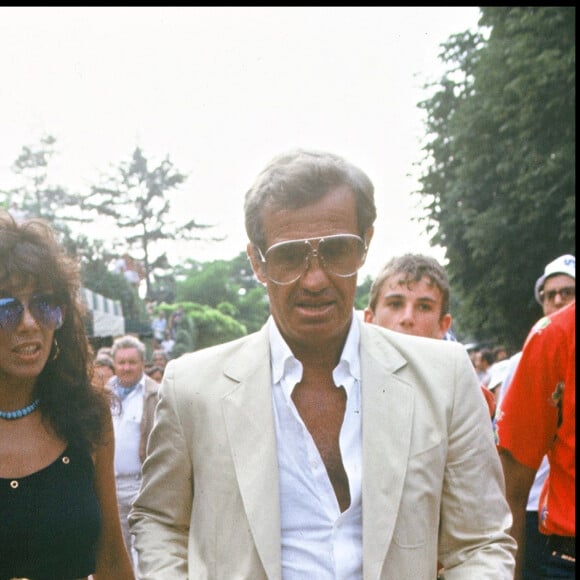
0, 211, 111, 454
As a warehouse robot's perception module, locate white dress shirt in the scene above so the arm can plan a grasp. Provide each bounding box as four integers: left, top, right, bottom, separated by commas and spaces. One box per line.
269, 315, 363, 579
112, 375, 145, 477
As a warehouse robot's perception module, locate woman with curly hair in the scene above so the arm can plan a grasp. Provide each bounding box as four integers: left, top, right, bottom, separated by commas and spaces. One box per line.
0, 211, 134, 579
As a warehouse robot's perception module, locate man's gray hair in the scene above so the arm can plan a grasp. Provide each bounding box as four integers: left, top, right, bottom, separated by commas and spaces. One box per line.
244, 148, 376, 251
111, 334, 146, 362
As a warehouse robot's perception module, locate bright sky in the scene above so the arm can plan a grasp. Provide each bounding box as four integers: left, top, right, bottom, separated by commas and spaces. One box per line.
0, 7, 481, 280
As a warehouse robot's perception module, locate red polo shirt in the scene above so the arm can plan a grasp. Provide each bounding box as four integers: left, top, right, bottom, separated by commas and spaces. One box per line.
496, 301, 576, 536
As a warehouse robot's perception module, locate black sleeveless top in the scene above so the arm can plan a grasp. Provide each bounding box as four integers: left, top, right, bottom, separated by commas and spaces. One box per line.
0, 445, 101, 580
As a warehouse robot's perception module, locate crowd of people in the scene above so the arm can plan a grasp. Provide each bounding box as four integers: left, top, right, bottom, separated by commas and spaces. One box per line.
0, 148, 574, 580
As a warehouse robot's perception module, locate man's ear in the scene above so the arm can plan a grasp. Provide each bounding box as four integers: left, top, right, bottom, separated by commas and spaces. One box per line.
437, 313, 453, 339
247, 243, 268, 285
363, 307, 375, 323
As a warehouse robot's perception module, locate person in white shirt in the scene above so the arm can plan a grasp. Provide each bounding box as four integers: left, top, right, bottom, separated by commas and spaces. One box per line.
160, 331, 175, 356
108, 335, 159, 573
151, 312, 167, 347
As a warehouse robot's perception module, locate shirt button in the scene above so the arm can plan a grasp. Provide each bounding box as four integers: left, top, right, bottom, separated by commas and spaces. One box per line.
10, 480, 19, 489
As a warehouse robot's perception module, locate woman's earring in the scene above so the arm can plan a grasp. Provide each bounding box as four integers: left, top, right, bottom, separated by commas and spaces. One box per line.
51, 337, 61, 361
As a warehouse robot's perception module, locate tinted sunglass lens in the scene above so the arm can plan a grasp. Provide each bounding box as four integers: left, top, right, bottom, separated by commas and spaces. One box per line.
320, 236, 364, 275
30, 295, 64, 329
0, 295, 63, 330
562, 287, 575, 299
0, 298, 24, 329
267, 242, 309, 284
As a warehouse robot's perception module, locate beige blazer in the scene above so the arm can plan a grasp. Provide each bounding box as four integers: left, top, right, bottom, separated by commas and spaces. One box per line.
130, 319, 516, 579
139, 374, 160, 464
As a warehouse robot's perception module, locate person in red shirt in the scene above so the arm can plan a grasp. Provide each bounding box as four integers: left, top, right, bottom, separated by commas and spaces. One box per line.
496, 301, 575, 579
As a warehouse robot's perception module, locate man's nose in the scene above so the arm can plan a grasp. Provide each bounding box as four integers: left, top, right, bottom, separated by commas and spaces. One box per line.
301, 251, 329, 289
399, 304, 415, 325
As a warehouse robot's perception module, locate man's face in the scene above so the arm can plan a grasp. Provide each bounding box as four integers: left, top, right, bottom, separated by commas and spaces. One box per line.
364, 274, 451, 339
541, 274, 575, 316
249, 185, 372, 358
113, 346, 144, 387
474, 351, 488, 372
152, 353, 167, 368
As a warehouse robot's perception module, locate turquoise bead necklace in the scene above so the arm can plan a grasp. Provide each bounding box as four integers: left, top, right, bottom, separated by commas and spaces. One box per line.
0, 398, 41, 420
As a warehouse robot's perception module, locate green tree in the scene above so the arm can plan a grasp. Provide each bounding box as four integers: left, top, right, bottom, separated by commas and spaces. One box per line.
1, 134, 119, 281
188, 304, 247, 350
83, 147, 218, 300
171, 315, 196, 359
416, 7, 575, 349
236, 286, 269, 333
80, 255, 149, 327
176, 252, 269, 333
168, 302, 247, 356
148, 271, 177, 304
4, 135, 91, 234
178, 260, 239, 307
355, 274, 373, 311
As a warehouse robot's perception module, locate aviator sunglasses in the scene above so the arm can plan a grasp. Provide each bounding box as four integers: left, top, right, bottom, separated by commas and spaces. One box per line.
0, 293, 65, 331
539, 286, 575, 305
257, 233, 367, 285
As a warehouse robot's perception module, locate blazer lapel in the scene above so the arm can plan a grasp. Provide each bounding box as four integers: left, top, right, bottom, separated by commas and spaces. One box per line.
221, 327, 282, 579
360, 324, 415, 580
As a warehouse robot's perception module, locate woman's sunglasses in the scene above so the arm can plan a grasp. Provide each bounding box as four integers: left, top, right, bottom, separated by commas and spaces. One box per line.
0, 293, 65, 331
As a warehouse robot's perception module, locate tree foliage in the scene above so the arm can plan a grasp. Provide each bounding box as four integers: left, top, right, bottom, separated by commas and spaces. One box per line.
83, 147, 218, 299
167, 302, 247, 357
188, 303, 247, 350
416, 7, 575, 350
3, 135, 93, 246
176, 252, 269, 333
80, 256, 148, 326
355, 274, 373, 311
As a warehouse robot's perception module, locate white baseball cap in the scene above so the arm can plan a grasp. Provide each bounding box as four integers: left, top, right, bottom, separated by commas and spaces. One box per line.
488, 359, 511, 391
534, 254, 575, 304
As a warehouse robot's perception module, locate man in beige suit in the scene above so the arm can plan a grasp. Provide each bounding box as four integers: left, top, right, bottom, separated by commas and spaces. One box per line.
130, 149, 516, 579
